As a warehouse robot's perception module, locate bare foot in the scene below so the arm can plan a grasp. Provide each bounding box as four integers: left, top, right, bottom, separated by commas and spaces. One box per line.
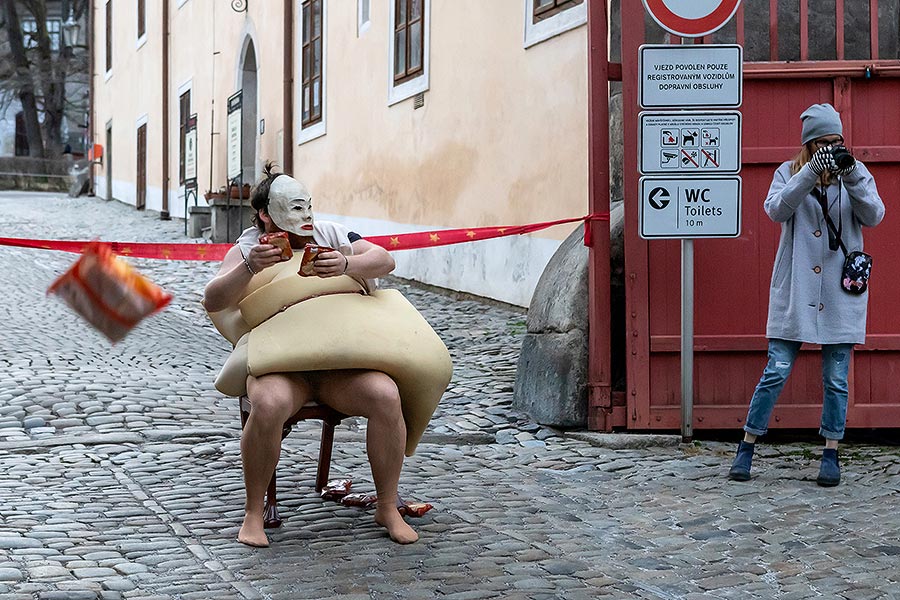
375, 507, 419, 544
237, 513, 269, 548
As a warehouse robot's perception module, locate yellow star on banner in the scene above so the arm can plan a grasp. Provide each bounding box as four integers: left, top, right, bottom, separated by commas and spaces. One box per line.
161, 248, 172, 259
466, 231, 476, 239
119, 247, 133, 255
429, 233, 440, 243
390, 237, 401, 247
196, 246, 208, 258
498, 228, 507, 234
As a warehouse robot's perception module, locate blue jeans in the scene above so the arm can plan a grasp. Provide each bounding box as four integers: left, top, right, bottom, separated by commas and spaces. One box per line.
744, 339, 853, 440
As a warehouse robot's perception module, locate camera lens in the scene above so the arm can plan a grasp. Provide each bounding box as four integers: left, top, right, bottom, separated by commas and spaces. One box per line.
832, 146, 856, 170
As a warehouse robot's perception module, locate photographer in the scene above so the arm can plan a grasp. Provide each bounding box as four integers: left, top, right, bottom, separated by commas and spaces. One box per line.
728, 103, 884, 486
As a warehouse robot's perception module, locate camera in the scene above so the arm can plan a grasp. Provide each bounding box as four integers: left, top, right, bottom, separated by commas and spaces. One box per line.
831, 145, 856, 170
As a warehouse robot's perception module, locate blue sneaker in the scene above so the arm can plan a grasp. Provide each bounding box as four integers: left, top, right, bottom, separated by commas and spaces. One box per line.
728, 441, 754, 481
817, 448, 841, 487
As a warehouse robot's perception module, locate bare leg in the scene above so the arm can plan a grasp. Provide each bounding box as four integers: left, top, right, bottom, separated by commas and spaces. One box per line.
314, 370, 418, 544
239, 373, 311, 547
743, 433, 757, 443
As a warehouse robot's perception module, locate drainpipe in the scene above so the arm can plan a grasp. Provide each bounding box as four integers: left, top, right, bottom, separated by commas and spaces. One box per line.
282, 0, 293, 175
87, 0, 94, 195
160, 0, 171, 219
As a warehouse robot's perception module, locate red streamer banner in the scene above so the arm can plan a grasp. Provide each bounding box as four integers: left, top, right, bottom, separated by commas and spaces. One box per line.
0, 213, 608, 261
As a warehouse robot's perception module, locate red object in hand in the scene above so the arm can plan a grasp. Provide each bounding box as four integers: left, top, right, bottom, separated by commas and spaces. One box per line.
259, 231, 293, 260
298, 243, 334, 277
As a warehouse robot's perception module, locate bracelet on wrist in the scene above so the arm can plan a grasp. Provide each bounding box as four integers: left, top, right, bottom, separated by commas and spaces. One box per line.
342, 255, 349, 274
243, 255, 258, 275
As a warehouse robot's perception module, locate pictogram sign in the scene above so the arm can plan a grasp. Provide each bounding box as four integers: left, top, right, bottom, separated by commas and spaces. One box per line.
642, 0, 743, 38
640, 111, 741, 174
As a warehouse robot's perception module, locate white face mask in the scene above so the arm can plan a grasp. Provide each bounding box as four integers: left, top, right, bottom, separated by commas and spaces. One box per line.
266, 176, 315, 236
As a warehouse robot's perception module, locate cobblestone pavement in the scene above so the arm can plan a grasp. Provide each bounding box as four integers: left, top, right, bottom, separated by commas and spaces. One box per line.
1, 191, 899, 600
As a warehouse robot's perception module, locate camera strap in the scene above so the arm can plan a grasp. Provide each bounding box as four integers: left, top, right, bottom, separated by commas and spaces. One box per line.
814, 182, 848, 257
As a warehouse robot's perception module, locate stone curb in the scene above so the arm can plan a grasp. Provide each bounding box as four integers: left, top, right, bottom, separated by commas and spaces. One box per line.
0, 432, 144, 452
563, 431, 682, 450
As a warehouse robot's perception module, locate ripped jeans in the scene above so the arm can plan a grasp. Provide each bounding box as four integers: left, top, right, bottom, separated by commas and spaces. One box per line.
744, 338, 853, 440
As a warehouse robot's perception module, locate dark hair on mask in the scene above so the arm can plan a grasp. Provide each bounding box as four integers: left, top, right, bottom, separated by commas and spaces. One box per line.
250, 161, 283, 231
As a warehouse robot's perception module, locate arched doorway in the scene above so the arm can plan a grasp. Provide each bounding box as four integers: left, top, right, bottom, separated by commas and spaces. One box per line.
240, 40, 258, 184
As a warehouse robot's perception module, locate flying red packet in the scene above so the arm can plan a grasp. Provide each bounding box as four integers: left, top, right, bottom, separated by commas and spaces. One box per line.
47, 242, 172, 343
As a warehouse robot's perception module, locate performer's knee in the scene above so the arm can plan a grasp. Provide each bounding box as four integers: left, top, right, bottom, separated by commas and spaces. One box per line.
364, 376, 402, 420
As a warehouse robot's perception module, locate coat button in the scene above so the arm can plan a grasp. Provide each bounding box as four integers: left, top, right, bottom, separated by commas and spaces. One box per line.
819, 303, 825, 311
814, 230, 822, 237
813, 266, 822, 274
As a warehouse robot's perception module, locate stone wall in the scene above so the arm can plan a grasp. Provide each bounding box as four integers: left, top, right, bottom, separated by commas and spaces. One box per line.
0, 157, 77, 193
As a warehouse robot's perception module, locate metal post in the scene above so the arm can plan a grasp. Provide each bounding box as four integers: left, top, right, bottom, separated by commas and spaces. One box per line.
680, 36, 695, 443
681, 238, 694, 441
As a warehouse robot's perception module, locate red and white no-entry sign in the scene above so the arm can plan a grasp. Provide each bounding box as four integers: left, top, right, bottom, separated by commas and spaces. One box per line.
642, 0, 742, 38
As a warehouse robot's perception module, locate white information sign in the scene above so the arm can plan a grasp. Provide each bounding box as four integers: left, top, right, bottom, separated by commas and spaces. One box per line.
640, 111, 741, 174
639, 176, 741, 239
185, 127, 198, 182
227, 92, 243, 180
640, 44, 742, 109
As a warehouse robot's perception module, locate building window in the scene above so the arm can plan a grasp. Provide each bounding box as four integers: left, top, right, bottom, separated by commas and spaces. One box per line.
22, 19, 62, 51
105, 1, 112, 72
393, 0, 424, 84
358, 0, 371, 36
179, 90, 191, 184
138, 0, 146, 39
533, 0, 583, 24
523, 0, 586, 48
301, 0, 323, 127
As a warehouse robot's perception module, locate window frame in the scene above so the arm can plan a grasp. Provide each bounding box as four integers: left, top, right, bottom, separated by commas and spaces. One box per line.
105, 1, 113, 75
300, 0, 324, 129
388, 0, 430, 106
523, 0, 586, 49
295, 0, 327, 145
137, 0, 147, 48
177, 84, 192, 186
358, 0, 371, 36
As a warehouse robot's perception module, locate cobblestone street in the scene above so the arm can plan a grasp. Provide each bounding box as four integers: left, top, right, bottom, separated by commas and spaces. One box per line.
1, 191, 899, 600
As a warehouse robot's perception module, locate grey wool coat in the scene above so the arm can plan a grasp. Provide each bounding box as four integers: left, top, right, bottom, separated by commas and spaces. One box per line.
764, 160, 884, 345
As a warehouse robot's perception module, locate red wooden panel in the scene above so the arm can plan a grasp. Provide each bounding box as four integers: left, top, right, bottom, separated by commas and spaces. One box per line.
619, 3, 900, 433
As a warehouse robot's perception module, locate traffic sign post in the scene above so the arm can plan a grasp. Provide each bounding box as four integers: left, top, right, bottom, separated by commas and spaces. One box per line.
637, 2, 744, 439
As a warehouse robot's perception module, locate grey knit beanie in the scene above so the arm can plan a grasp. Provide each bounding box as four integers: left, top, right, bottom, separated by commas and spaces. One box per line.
800, 103, 843, 145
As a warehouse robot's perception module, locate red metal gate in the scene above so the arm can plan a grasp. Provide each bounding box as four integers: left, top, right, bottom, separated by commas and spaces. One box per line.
599, 1, 900, 432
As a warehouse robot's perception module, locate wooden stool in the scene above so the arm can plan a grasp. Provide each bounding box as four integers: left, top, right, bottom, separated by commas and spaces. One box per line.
239, 396, 347, 529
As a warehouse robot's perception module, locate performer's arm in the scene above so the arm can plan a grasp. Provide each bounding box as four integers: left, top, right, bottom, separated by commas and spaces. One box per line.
203, 243, 282, 312
315, 239, 395, 279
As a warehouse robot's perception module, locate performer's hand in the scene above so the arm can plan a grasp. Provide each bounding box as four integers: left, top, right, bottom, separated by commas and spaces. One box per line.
246, 243, 284, 274
313, 250, 349, 278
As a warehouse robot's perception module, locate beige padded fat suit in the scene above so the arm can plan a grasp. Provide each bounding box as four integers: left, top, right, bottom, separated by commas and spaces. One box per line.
207, 253, 453, 456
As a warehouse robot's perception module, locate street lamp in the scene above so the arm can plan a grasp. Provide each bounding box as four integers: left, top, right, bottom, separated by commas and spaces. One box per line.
62, 9, 81, 50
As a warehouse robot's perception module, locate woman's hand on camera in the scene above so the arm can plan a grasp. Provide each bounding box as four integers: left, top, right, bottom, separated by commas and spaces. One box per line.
808, 146, 837, 175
